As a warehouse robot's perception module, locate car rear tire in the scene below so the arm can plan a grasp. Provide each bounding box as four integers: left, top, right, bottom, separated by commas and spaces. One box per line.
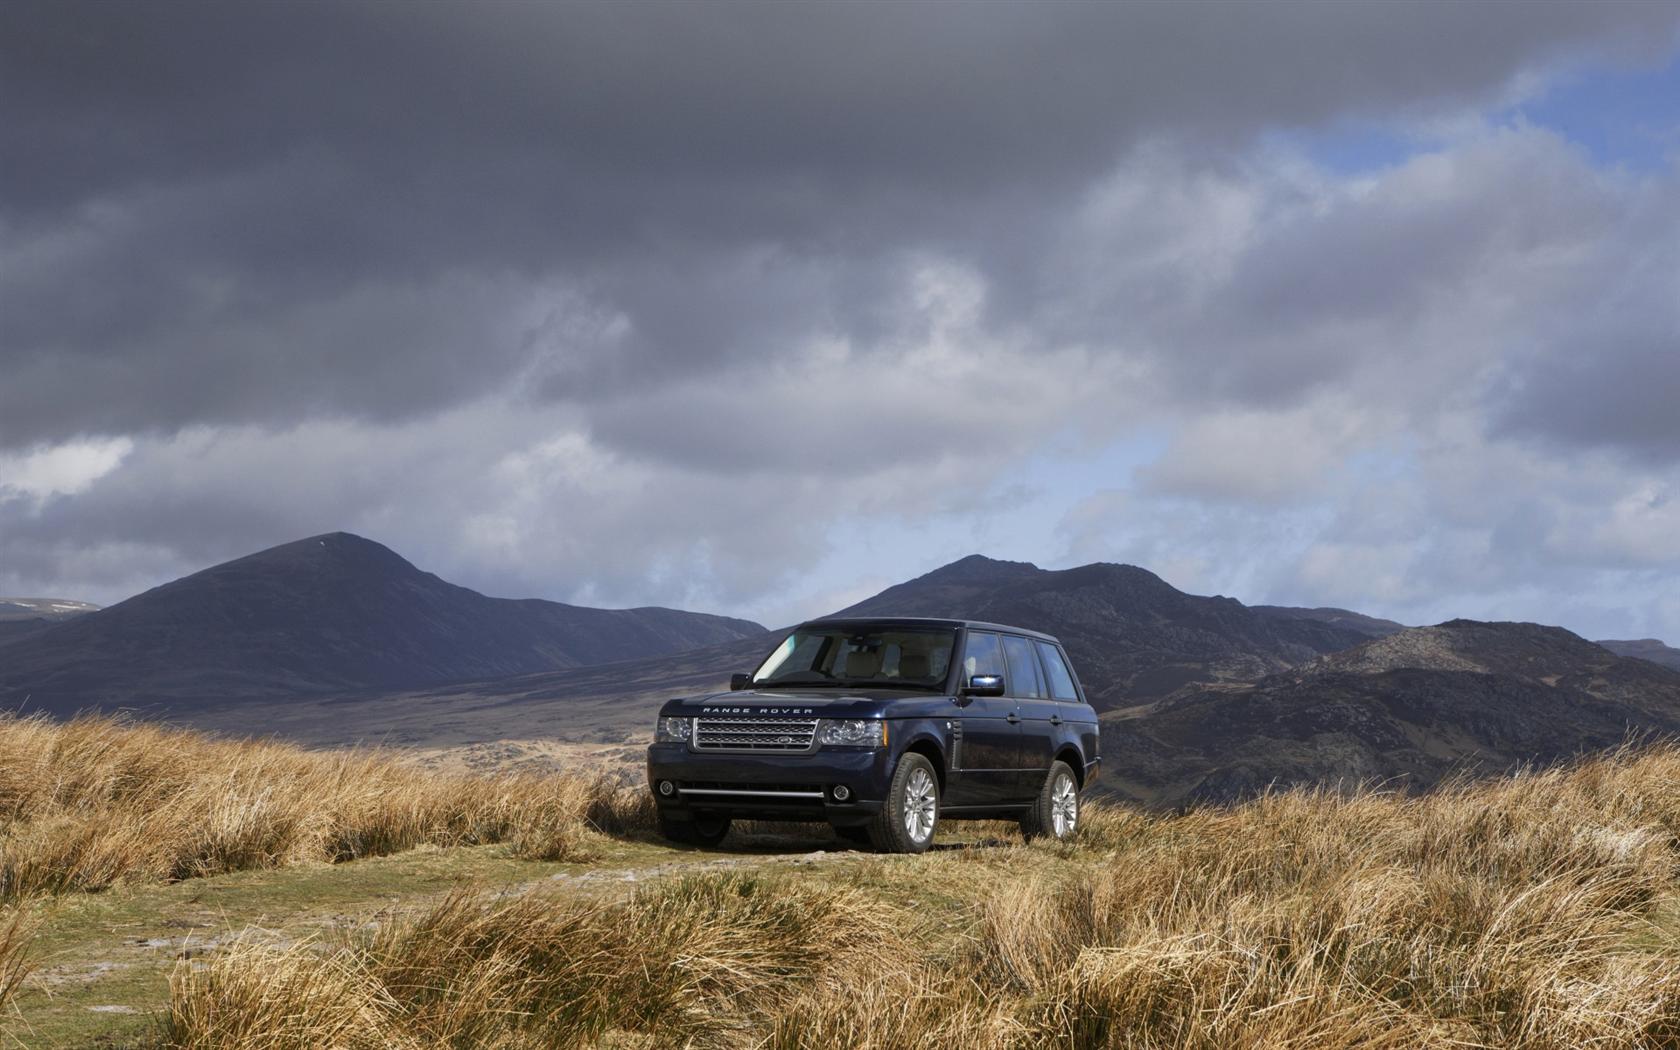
867, 752, 939, 854
659, 812, 731, 848
1020, 761, 1080, 843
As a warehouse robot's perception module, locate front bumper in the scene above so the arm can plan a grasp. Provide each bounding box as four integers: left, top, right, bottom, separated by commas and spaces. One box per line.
646, 743, 893, 825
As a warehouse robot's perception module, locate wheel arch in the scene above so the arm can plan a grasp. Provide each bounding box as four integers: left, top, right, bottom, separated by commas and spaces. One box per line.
899, 732, 947, 793
1054, 745, 1086, 787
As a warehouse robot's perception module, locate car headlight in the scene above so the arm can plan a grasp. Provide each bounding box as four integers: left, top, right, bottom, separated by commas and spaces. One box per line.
818, 718, 886, 747
655, 716, 691, 743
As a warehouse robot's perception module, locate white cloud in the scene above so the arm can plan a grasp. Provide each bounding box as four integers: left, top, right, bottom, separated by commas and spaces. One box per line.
1048, 121, 1680, 639
1138, 403, 1367, 505
0, 437, 132, 505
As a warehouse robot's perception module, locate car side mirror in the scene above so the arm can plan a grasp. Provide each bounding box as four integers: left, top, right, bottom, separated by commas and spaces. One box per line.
963, 674, 1005, 698
730, 673, 752, 691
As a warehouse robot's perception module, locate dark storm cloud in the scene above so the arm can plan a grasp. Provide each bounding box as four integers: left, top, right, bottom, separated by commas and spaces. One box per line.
8, 1, 1667, 211
4, 0, 1677, 448
1498, 335, 1680, 461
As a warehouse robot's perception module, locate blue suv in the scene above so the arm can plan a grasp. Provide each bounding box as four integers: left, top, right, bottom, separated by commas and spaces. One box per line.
646, 617, 1100, 853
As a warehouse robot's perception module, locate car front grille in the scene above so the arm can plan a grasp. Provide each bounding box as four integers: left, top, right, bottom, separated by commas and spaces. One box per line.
693, 716, 819, 752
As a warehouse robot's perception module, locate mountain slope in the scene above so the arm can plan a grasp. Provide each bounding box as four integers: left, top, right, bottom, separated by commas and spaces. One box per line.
0, 597, 100, 644
184, 554, 1384, 745
0, 533, 763, 716
1250, 604, 1406, 640
0, 598, 100, 622
837, 555, 1374, 707
1106, 621, 1680, 806
1597, 638, 1680, 673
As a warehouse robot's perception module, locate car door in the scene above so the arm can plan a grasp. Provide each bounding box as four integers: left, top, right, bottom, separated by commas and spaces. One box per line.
1001, 633, 1057, 800
943, 630, 1024, 806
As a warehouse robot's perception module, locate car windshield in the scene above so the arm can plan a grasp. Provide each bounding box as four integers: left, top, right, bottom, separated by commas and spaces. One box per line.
751, 625, 955, 690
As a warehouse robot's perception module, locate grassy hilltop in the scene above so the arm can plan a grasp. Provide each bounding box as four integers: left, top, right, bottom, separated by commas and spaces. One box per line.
4, 717, 1680, 1047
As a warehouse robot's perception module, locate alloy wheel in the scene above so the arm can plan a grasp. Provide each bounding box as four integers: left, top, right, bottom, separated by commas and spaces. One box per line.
1050, 772, 1078, 837
903, 766, 937, 843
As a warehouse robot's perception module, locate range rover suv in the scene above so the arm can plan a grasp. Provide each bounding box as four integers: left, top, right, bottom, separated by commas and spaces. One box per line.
646, 618, 1100, 853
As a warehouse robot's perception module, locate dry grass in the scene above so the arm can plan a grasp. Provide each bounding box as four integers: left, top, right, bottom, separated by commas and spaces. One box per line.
980, 749, 1680, 1048
165, 874, 905, 1049
0, 908, 30, 1020
0, 713, 653, 902
11, 715, 1680, 1047
163, 745, 1680, 1049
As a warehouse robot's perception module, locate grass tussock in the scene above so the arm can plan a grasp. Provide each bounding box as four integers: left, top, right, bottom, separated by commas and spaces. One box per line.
0, 714, 653, 901
166, 874, 903, 1050
0, 908, 31, 1019
166, 745, 1680, 1049
979, 748, 1680, 1049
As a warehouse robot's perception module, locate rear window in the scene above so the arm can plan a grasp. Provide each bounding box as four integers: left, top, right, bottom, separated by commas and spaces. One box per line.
1036, 641, 1079, 700
1001, 634, 1046, 698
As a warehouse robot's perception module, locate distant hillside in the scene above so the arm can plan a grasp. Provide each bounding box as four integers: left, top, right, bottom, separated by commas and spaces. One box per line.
837, 555, 1374, 707
1106, 620, 1680, 807
0, 597, 100, 622
1250, 604, 1406, 639
0, 533, 763, 717
1598, 638, 1680, 673
218, 554, 1390, 748
0, 597, 100, 644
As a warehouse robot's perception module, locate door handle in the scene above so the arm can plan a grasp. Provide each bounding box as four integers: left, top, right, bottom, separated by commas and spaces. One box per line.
1006, 712, 1021, 724
1049, 714, 1063, 726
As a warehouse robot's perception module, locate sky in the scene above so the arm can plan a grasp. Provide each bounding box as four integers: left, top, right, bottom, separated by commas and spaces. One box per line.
3, 1, 1680, 640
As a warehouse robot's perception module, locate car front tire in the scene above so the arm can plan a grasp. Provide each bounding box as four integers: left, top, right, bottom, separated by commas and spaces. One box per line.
1020, 760, 1080, 842
867, 752, 940, 854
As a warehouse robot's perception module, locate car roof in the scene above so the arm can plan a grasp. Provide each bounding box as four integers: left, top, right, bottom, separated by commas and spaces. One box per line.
793, 616, 1063, 644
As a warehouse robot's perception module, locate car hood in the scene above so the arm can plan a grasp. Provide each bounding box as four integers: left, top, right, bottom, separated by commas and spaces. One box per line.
658, 688, 953, 719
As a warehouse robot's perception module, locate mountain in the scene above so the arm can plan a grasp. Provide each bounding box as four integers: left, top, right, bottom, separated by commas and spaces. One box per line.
0, 597, 100, 644
1250, 605, 1406, 639
1105, 621, 1680, 806
44, 546, 1678, 812
205, 553, 1388, 749
836, 555, 1374, 707
1597, 638, 1680, 673
0, 533, 763, 717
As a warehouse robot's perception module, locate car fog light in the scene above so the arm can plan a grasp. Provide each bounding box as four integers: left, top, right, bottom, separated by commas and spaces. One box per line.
832, 784, 851, 801
658, 780, 677, 797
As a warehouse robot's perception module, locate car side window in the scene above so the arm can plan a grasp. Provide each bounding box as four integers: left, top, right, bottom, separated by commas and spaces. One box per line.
962, 631, 1006, 680
1036, 641, 1079, 700
1001, 634, 1046, 698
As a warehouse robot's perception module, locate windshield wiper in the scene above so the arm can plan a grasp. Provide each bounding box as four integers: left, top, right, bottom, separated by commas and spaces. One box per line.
829, 679, 944, 692
749, 678, 943, 692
